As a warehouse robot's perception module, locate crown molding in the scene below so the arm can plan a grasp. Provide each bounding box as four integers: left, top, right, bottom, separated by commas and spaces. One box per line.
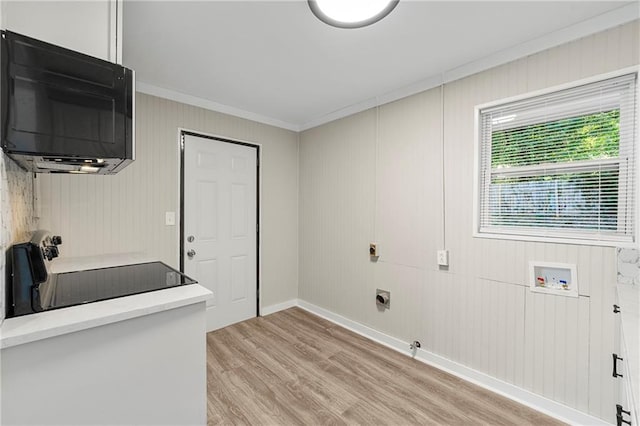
299, 3, 639, 131
135, 4, 638, 134
135, 82, 301, 132
444, 2, 639, 84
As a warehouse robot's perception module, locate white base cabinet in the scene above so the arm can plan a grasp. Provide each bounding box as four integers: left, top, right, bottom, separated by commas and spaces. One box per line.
1, 302, 208, 425
614, 285, 639, 426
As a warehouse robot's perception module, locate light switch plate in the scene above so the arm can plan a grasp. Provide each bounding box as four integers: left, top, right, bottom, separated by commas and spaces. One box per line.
437, 249, 449, 266
165, 211, 176, 226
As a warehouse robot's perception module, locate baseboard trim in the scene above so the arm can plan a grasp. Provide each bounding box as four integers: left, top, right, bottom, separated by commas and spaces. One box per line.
260, 299, 299, 316
297, 299, 607, 426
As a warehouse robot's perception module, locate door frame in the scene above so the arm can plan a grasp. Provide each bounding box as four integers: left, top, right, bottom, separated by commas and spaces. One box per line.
178, 128, 262, 317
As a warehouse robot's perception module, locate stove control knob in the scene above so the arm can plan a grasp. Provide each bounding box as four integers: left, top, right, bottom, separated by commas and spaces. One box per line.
43, 247, 53, 261
51, 236, 62, 246
43, 246, 59, 261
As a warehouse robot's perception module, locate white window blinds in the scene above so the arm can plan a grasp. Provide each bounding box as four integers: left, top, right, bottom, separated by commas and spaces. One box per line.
477, 73, 637, 244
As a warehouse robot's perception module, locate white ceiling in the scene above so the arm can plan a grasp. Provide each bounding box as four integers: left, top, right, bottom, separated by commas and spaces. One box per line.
123, 1, 638, 131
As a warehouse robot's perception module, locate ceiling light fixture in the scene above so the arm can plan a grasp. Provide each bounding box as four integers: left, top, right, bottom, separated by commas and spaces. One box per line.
308, 0, 399, 29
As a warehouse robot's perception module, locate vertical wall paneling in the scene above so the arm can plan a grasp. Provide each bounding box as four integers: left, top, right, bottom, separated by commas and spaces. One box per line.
299, 20, 639, 422
552, 296, 567, 403
513, 285, 526, 389
590, 246, 605, 415
563, 296, 579, 408
37, 93, 299, 309
298, 110, 376, 324
576, 296, 591, 413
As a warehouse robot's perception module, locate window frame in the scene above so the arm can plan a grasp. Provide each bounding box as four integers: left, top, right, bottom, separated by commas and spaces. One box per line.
473, 66, 639, 248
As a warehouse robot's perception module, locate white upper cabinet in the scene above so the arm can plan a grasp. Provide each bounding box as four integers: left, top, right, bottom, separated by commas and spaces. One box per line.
1, 0, 122, 64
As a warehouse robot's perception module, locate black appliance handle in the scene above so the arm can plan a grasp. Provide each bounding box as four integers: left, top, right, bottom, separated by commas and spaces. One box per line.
613, 353, 624, 378
616, 405, 631, 426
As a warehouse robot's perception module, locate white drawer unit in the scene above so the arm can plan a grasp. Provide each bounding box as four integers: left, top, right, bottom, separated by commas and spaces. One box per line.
614, 285, 639, 426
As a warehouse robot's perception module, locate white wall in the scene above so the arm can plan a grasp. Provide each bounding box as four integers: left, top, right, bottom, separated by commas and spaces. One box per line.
38, 93, 299, 309
299, 20, 639, 422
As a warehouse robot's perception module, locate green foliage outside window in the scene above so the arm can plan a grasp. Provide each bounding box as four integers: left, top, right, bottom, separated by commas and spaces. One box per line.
491, 110, 620, 168
488, 110, 621, 231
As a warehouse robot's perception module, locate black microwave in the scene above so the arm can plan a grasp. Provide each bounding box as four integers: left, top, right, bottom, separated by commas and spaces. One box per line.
0, 30, 134, 174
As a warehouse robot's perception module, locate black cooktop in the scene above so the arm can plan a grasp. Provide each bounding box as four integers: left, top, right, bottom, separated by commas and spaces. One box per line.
37, 262, 197, 312
6, 232, 198, 318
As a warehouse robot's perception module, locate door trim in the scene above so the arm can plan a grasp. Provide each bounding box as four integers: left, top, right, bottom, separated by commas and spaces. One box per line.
178, 128, 262, 317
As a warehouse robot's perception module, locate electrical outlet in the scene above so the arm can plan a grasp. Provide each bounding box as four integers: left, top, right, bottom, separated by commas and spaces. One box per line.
437, 249, 449, 266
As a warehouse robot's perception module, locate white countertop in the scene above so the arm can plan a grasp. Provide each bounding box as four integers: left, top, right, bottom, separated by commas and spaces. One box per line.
1, 254, 212, 349
49, 252, 155, 273
1, 284, 212, 349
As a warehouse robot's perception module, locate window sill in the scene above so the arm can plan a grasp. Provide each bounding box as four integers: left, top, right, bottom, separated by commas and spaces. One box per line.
473, 230, 635, 248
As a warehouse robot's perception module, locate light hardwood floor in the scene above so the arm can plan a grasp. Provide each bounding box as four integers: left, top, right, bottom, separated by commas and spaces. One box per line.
206, 307, 563, 425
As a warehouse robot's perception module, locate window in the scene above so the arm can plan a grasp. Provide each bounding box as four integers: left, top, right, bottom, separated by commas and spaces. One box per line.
475, 73, 637, 245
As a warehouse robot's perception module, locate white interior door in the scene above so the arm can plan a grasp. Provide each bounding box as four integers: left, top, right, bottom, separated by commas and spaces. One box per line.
183, 133, 258, 332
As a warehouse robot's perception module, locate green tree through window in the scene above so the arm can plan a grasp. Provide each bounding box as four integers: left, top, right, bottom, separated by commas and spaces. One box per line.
488, 110, 621, 231
477, 73, 636, 244
491, 110, 620, 168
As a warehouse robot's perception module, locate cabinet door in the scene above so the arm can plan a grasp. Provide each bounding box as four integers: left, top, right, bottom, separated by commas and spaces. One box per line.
615, 288, 636, 426
614, 292, 622, 408
1, 0, 122, 63
618, 328, 638, 426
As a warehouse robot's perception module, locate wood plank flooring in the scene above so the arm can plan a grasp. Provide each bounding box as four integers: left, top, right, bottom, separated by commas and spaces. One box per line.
206, 307, 563, 425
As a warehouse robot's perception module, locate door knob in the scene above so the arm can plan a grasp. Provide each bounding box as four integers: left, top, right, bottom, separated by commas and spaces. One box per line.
187, 249, 196, 259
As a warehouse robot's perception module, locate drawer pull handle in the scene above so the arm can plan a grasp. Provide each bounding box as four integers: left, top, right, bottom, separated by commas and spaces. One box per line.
616, 405, 631, 426
613, 353, 624, 378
